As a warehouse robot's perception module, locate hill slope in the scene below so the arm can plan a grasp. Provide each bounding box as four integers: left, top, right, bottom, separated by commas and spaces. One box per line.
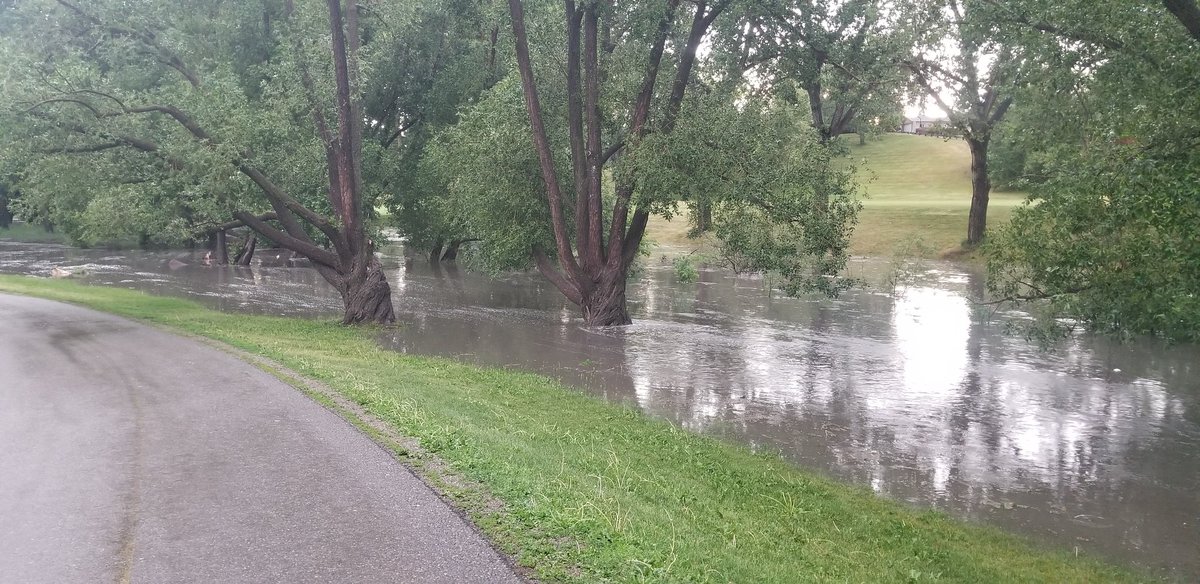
844, 133, 1024, 257
646, 133, 1026, 258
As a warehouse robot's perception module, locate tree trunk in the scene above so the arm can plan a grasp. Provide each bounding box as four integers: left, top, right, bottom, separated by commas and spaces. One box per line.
441, 239, 464, 261
333, 255, 395, 325
214, 230, 229, 265
236, 233, 257, 265
580, 268, 632, 326
693, 202, 712, 233
429, 240, 444, 263
0, 187, 12, 229
966, 137, 991, 246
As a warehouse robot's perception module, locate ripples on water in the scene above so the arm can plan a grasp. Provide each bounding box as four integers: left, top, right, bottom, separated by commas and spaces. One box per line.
2, 240, 1198, 579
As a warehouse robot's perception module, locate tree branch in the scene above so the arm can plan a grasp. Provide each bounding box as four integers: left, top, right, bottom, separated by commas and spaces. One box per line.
202, 213, 278, 234
234, 211, 340, 269
55, 0, 202, 88
533, 247, 583, 305
1164, 0, 1200, 42
509, 0, 581, 280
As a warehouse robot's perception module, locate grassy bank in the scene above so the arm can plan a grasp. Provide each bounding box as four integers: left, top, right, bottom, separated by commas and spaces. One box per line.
0, 276, 1145, 583
644, 133, 1026, 259
845, 133, 1024, 257
0, 221, 69, 244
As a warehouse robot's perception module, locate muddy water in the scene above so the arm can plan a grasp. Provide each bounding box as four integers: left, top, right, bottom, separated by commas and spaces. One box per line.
3, 240, 1198, 579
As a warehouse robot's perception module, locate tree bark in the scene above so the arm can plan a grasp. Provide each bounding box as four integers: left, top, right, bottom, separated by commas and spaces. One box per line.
333, 255, 395, 324
441, 239, 464, 261
214, 230, 229, 265
966, 137, 991, 246
580, 267, 632, 326
429, 240, 444, 263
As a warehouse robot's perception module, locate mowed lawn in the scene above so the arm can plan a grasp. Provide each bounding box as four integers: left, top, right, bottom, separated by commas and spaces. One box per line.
845, 133, 1024, 257
645, 133, 1026, 258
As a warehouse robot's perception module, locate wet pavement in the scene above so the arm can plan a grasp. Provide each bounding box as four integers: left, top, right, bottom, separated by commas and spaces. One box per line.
0, 293, 521, 584
2, 240, 1198, 580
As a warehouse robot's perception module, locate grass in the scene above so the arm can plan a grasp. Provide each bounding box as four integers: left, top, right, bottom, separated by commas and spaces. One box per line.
0, 221, 69, 244
0, 275, 1150, 583
844, 133, 1025, 258
644, 133, 1027, 259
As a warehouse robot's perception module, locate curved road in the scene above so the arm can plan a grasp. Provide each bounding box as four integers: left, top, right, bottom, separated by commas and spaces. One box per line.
0, 294, 522, 584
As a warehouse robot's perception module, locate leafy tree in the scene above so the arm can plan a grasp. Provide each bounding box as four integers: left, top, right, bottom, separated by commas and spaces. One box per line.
429, 0, 858, 325
726, 0, 909, 145
982, 0, 1200, 341
0, 0, 404, 323
367, 0, 505, 261
904, 0, 1021, 246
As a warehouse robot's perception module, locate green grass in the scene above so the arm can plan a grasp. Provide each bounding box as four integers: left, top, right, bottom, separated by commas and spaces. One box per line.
0, 276, 1150, 583
0, 221, 69, 244
844, 133, 1024, 258
644, 133, 1027, 259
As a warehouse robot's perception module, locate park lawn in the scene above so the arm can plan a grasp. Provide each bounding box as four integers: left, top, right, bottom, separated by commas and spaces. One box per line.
644, 133, 1026, 259
845, 134, 1024, 257
0, 276, 1150, 584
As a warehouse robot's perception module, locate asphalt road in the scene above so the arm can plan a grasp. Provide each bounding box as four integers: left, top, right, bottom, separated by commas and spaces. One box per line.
0, 294, 522, 584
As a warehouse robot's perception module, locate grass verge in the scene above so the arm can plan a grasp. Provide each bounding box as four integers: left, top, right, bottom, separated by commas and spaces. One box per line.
0, 275, 1148, 583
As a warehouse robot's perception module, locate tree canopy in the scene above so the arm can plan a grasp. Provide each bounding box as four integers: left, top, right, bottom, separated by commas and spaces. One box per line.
982, 0, 1200, 341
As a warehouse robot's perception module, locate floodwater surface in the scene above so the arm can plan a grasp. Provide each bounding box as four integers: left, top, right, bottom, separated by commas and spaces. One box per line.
3, 240, 1198, 579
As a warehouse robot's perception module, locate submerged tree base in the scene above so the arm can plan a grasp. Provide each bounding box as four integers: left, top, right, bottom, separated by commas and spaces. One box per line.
580, 272, 632, 326
330, 257, 395, 325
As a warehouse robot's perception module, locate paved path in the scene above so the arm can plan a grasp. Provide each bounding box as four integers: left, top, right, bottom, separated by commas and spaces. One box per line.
0, 294, 522, 584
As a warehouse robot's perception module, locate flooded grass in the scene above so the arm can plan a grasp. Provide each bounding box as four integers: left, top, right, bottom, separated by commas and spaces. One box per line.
0, 275, 1155, 583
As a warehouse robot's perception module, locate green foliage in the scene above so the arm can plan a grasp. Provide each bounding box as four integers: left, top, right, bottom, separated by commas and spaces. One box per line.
0, 0, 492, 253
630, 96, 861, 295
983, 0, 1200, 342
671, 255, 698, 283
726, 0, 909, 142
423, 76, 556, 273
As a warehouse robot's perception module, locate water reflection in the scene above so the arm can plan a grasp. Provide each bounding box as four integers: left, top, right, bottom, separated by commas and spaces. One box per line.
2, 241, 1198, 579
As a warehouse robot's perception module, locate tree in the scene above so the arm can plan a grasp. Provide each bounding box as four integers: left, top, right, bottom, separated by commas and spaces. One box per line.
428, 0, 858, 325
0, 0, 395, 323
982, 0, 1200, 341
729, 0, 908, 145
904, 0, 1020, 246
366, 0, 505, 261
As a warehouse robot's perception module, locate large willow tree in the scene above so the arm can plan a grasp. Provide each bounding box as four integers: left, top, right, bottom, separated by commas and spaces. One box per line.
0, 0, 400, 323
428, 0, 859, 325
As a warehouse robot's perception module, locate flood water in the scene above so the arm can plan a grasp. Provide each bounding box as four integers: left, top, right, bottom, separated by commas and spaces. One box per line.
3, 240, 1198, 580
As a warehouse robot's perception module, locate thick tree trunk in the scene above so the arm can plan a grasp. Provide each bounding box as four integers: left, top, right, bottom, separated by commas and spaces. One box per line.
333, 255, 395, 325
580, 268, 632, 326
236, 233, 257, 266
966, 137, 991, 246
429, 240, 444, 263
213, 230, 229, 265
